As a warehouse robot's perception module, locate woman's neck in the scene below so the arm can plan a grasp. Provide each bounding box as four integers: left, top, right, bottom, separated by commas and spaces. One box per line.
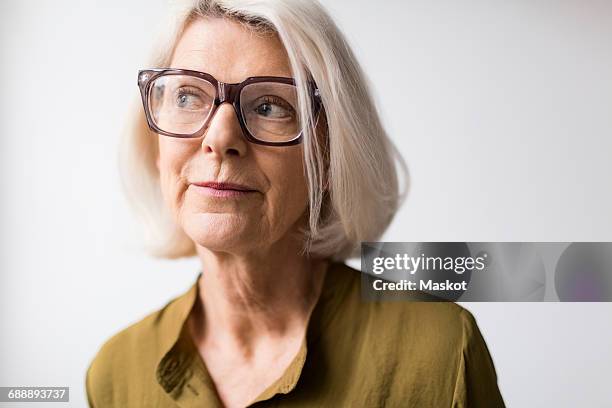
191, 243, 329, 357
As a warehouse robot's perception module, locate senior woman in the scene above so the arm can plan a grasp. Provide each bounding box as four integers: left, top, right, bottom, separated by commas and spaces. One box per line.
86, 0, 505, 407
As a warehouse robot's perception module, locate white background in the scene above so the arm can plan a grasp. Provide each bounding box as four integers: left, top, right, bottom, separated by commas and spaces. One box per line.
1, 0, 611, 407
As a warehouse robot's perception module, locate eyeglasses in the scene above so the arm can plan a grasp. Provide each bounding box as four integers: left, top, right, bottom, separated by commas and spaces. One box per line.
137, 68, 322, 146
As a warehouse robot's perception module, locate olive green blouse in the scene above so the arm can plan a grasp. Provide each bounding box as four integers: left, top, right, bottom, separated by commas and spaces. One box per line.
86, 261, 505, 407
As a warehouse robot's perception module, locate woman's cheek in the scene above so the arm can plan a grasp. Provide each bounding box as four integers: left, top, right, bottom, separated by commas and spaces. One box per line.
159, 169, 183, 220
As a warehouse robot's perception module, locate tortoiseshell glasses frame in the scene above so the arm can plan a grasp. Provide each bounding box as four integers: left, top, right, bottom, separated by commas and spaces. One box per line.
137, 68, 322, 146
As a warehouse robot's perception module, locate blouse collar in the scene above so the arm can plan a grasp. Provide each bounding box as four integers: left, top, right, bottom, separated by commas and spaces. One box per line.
153, 260, 353, 406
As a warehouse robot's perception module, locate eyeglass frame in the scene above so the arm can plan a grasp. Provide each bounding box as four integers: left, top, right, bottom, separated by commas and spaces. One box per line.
137, 68, 323, 146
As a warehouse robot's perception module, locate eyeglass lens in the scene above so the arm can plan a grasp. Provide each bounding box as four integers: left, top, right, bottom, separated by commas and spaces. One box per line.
148, 74, 300, 142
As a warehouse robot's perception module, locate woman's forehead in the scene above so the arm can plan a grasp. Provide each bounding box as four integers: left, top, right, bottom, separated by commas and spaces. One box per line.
170, 17, 292, 83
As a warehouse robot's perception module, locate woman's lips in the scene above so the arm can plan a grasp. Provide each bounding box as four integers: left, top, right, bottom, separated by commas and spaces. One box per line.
190, 184, 256, 198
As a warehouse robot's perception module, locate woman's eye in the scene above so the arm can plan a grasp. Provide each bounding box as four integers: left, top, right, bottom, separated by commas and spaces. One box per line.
175, 88, 205, 110
176, 93, 198, 108
254, 99, 294, 119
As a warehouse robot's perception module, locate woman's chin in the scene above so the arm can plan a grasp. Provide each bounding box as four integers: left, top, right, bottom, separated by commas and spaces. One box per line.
181, 213, 260, 251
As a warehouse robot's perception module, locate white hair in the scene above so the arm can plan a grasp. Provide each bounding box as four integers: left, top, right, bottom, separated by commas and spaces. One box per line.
118, 0, 410, 262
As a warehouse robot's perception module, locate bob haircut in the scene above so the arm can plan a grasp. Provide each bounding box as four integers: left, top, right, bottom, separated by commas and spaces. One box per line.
118, 0, 409, 262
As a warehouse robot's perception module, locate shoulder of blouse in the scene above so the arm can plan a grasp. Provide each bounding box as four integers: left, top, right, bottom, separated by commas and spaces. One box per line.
328, 263, 505, 406
331, 261, 474, 343
85, 276, 199, 407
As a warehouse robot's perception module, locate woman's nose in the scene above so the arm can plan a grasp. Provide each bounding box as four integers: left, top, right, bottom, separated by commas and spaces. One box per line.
201, 102, 248, 157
